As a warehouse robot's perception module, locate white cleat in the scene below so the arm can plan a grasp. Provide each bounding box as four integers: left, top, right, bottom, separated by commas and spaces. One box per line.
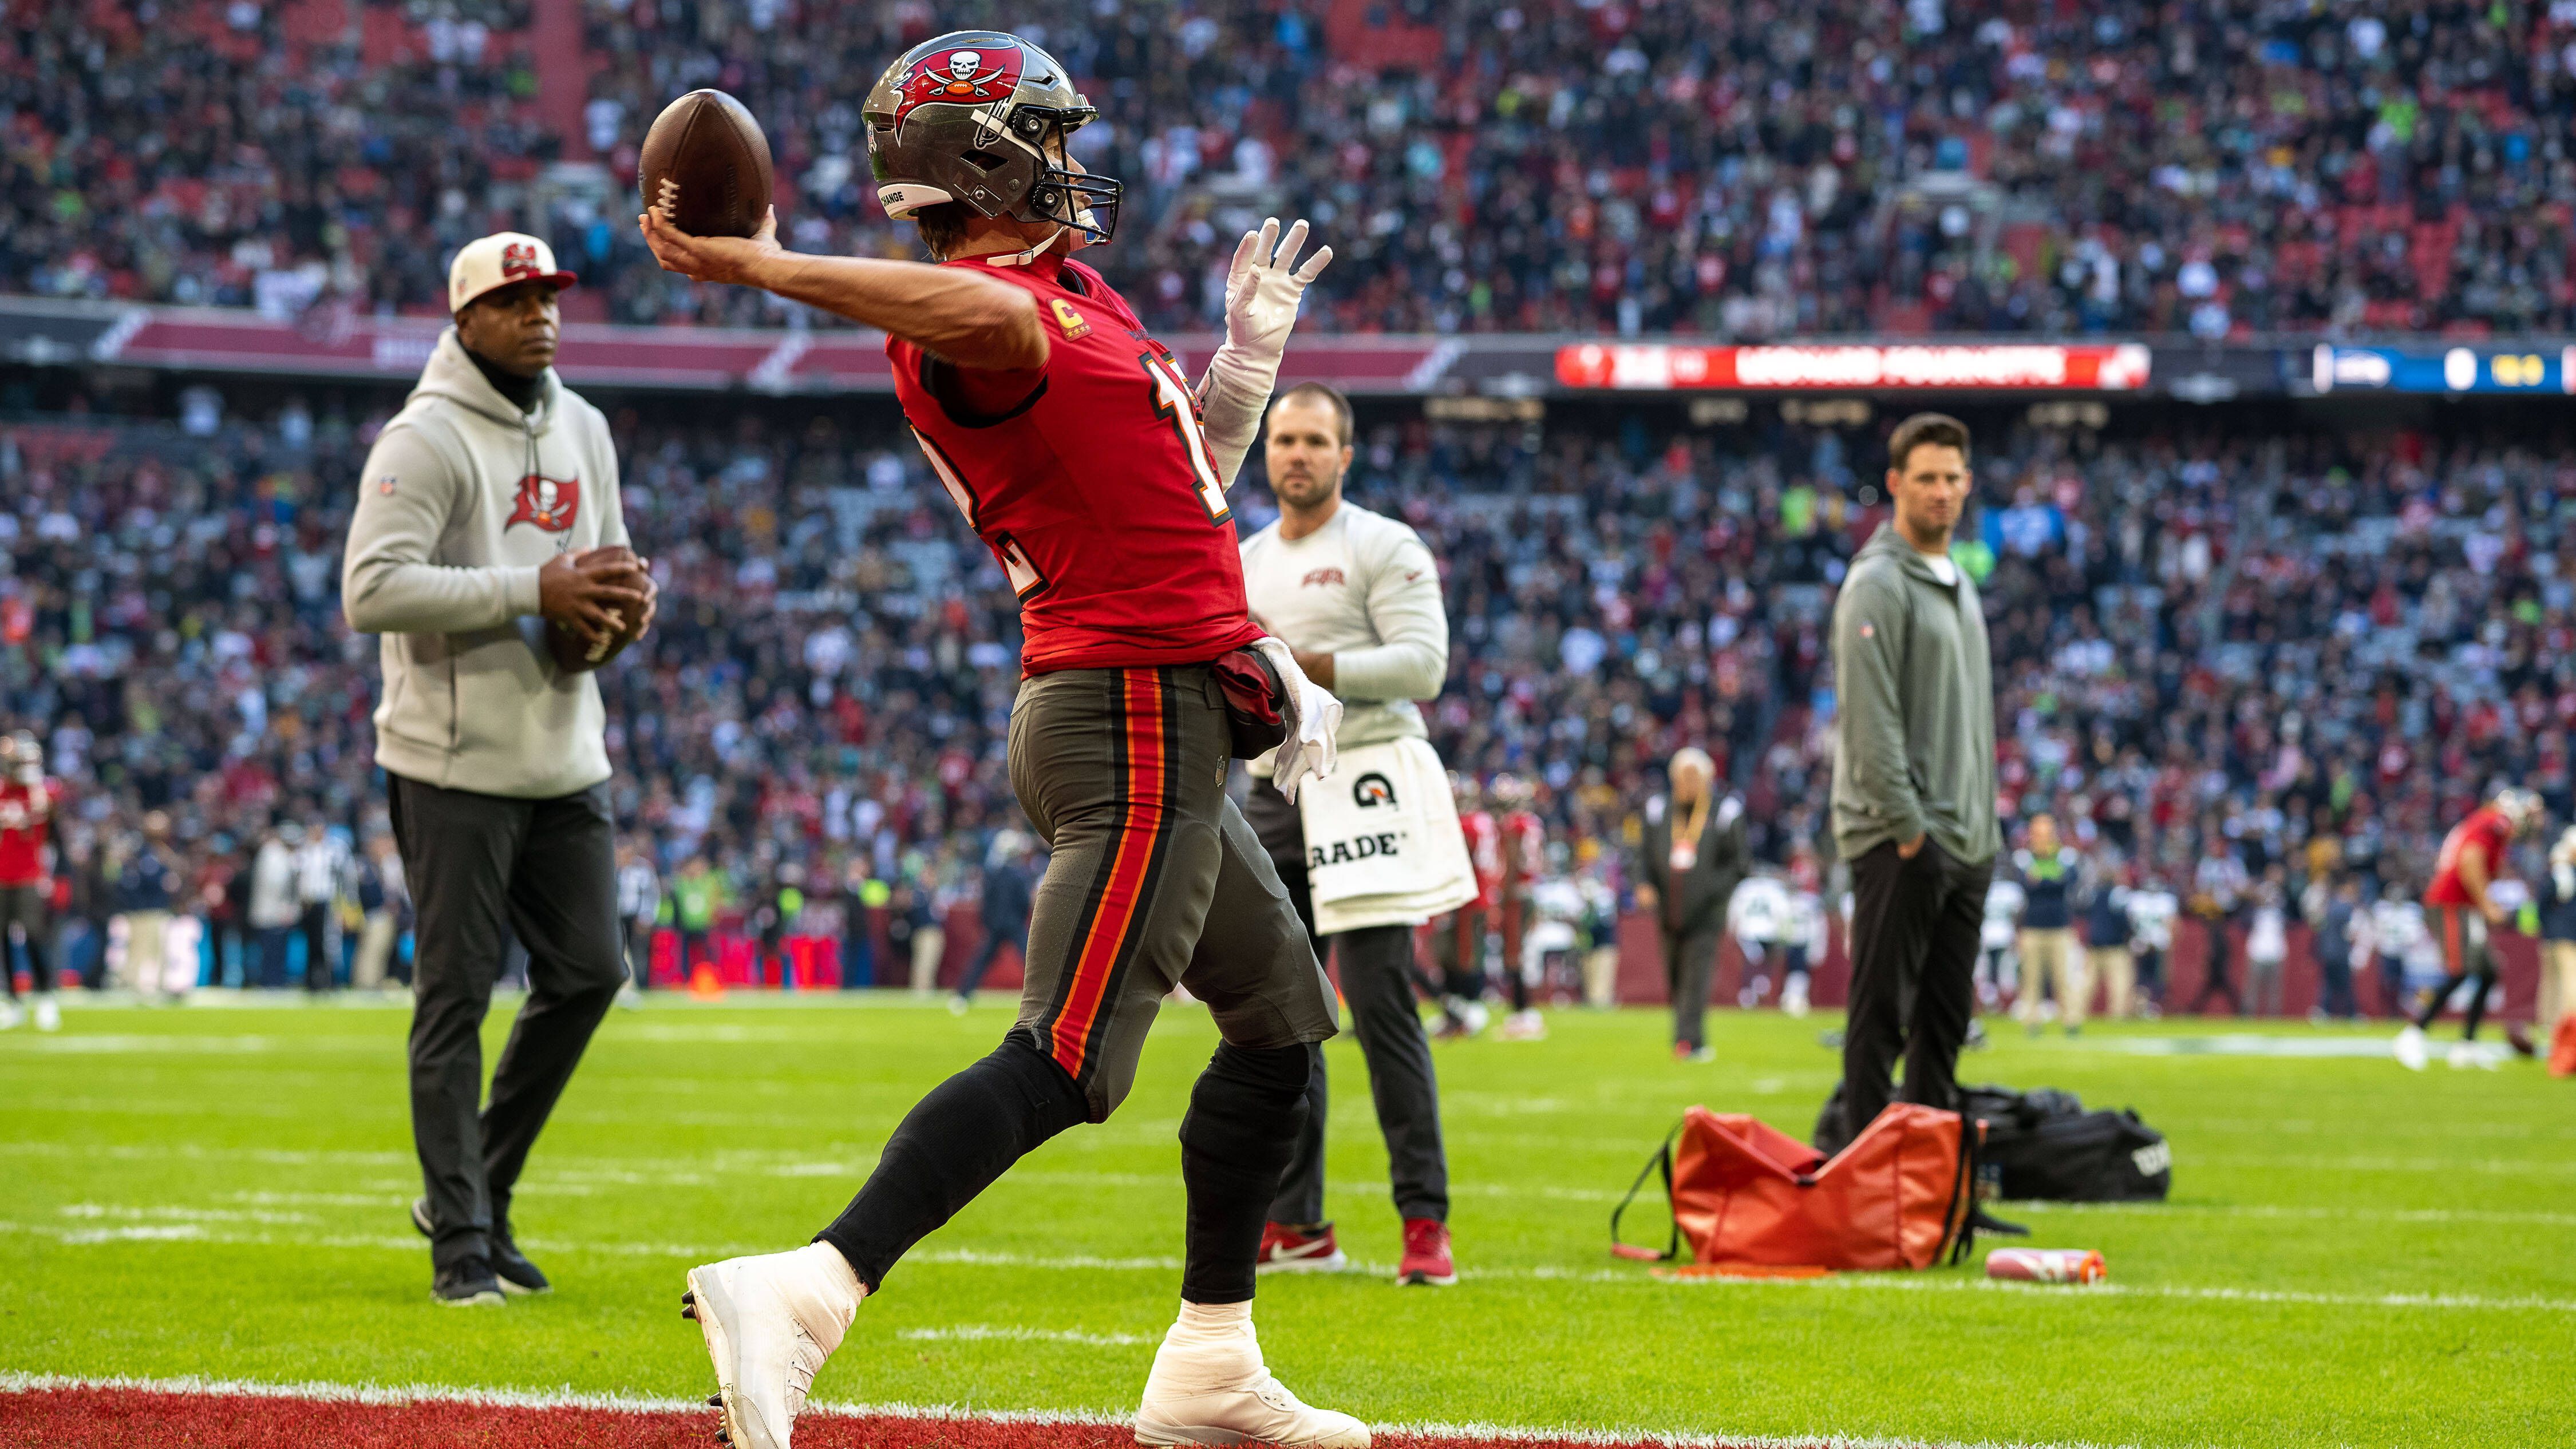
1498, 1009, 1546, 1042
0, 1000, 22, 1031
1135, 1308, 1369, 1448
2446, 1042, 2496, 1071
31, 995, 58, 1032
2393, 1025, 2428, 1071
682, 1244, 863, 1449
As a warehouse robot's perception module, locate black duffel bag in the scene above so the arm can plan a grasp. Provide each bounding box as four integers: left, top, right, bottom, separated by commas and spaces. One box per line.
1815, 1083, 2171, 1202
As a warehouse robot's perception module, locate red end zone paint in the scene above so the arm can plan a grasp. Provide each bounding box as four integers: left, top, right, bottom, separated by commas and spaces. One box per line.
0, 1386, 1820, 1449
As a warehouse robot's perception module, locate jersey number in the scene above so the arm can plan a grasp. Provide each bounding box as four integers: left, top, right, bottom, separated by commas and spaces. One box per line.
1140, 353, 1230, 524
912, 427, 1048, 600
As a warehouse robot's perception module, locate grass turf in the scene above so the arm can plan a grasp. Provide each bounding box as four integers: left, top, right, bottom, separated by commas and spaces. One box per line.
1, 993, 2569, 1448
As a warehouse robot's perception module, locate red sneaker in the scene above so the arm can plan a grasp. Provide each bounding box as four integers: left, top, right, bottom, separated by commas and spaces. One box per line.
1255, 1221, 1348, 1274
1397, 1217, 1456, 1286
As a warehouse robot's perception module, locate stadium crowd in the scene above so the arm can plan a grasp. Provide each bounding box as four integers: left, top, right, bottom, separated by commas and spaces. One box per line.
9, 1, 2576, 336
3, 385, 2570, 998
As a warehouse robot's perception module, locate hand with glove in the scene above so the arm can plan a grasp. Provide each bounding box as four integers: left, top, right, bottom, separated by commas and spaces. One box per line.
1198, 219, 1334, 492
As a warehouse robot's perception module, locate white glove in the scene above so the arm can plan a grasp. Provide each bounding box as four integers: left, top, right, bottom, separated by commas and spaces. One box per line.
1250, 636, 1341, 804
1197, 219, 1334, 490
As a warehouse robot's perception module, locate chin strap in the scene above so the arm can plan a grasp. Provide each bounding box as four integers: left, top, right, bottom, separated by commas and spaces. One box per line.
985, 225, 1067, 268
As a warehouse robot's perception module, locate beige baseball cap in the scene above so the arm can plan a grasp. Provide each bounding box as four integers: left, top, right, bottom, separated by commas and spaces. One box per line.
448, 231, 579, 313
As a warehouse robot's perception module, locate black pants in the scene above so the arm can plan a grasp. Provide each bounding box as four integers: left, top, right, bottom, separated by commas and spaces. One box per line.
0, 883, 52, 997
625, 916, 655, 991
1662, 922, 1721, 1051
2414, 906, 2498, 1039
2190, 915, 2242, 1015
954, 924, 1028, 997
1247, 779, 1450, 1225
389, 774, 626, 1273
1840, 839, 1991, 1138
298, 902, 333, 992
2317, 941, 2357, 1019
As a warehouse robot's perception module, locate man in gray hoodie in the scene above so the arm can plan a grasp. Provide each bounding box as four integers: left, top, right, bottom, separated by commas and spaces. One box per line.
1825, 412, 1999, 1151
343, 232, 656, 1307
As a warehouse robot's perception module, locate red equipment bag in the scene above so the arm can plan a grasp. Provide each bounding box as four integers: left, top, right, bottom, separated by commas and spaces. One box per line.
1611, 1103, 1980, 1272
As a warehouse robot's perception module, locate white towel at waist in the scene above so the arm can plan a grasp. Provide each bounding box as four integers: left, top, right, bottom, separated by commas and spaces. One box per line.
1299, 737, 1478, 935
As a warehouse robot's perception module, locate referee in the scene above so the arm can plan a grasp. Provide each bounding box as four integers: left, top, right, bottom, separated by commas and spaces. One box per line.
1825, 413, 2000, 1151
1240, 383, 1461, 1287
343, 233, 655, 1306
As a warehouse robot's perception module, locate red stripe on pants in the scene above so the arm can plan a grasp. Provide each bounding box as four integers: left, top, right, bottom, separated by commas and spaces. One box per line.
1047, 668, 1168, 1079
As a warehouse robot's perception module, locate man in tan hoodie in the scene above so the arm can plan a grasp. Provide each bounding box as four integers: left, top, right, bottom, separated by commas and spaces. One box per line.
342, 232, 656, 1307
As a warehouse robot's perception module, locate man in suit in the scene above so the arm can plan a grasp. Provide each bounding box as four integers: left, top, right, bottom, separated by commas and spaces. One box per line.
1636, 747, 1748, 1061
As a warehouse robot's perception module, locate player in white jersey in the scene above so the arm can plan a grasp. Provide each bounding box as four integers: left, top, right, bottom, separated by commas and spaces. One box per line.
2122, 874, 2180, 1018
1977, 877, 2026, 1011
1728, 873, 1791, 1008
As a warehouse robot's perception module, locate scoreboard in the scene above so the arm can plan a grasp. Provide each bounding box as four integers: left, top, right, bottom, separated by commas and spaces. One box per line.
2308, 344, 2576, 394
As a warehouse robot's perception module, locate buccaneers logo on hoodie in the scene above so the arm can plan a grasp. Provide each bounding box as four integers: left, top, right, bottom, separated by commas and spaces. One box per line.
506, 474, 579, 532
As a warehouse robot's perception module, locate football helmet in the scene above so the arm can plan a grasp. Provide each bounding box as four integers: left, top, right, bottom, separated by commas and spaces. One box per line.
864, 30, 1123, 244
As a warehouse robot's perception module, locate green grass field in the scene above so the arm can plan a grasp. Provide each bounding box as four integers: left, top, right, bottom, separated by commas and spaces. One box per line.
3, 993, 2569, 1448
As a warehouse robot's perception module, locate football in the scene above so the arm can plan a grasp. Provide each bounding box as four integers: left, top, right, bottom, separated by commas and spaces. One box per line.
638, 89, 773, 238
543, 547, 651, 675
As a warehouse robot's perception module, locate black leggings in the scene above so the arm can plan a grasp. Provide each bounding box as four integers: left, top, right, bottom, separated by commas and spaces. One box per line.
2414, 908, 2499, 1039
818, 1031, 1307, 1304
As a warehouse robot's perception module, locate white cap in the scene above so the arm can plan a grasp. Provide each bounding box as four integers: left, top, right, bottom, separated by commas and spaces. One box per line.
447, 231, 578, 313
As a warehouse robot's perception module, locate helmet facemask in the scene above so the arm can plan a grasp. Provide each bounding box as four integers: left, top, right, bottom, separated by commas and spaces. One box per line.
998, 105, 1122, 244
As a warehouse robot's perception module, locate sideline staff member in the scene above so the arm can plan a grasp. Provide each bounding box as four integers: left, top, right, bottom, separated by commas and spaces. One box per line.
1240, 382, 1462, 1288
343, 232, 655, 1306
1826, 413, 1999, 1149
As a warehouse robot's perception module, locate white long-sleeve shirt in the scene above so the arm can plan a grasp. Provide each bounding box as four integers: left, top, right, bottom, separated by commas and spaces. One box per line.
1239, 500, 1447, 753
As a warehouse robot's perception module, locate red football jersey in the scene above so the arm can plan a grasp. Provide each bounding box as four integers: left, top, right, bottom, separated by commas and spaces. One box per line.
1460, 809, 1502, 909
889, 253, 1262, 676
0, 779, 55, 886
1499, 808, 1547, 889
2425, 804, 2513, 908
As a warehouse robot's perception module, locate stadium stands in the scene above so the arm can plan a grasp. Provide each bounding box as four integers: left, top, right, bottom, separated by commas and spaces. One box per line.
7, 389, 2567, 988
9, 1, 2573, 335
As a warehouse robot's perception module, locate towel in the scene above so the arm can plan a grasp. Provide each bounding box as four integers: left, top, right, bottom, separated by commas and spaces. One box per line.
1300, 737, 1480, 935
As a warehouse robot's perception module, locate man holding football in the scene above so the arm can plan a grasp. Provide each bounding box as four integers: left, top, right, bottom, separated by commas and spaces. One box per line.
342, 231, 657, 1306
641, 29, 1360, 1449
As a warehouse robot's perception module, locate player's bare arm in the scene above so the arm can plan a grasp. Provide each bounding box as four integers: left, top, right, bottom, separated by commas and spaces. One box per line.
639, 206, 1048, 371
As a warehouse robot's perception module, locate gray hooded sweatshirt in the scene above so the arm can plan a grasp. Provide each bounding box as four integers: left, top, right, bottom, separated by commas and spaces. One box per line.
342, 329, 627, 798
1829, 523, 1999, 866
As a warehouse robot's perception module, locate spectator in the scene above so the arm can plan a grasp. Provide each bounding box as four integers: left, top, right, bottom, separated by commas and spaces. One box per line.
953, 833, 1034, 1012
617, 842, 660, 996
248, 826, 302, 990
669, 855, 722, 986
2188, 836, 2250, 1016
113, 813, 181, 1000
293, 818, 346, 992
1635, 746, 1747, 1060
2311, 874, 2364, 1024
2245, 866, 2291, 1019
2013, 813, 2082, 1034
2542, 829, 2576, 1044
352, 833, 409, 993
837, 859, 883, 991
2124, 873, 2178, 1018
2081, 857, 2134, 1024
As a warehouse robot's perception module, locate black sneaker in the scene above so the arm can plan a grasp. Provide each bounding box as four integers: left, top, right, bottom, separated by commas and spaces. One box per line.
488, 1225, 552, 1296
414, 1196, 551, 1296
432, 1258, 506, 1307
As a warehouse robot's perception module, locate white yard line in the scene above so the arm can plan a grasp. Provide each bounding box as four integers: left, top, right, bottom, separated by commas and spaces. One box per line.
6, 1216, 2570, 1316
0, 1369, 2144, 1449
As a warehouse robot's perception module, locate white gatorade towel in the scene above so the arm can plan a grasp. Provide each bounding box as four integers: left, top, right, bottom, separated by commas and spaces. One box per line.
1299, 737, 1478, 935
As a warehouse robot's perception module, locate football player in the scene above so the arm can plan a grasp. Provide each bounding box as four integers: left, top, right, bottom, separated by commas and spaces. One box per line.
641, 30, 1360, 1449
2397, 787, 2544, 1069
